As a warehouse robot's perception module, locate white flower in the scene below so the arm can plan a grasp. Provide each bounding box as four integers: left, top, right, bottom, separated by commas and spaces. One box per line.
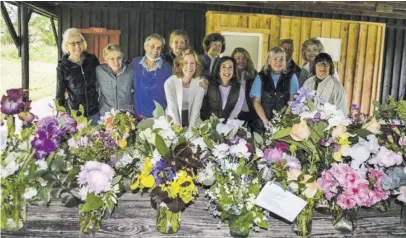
4, 152, 19, 164
299, 111, 317, 121
115, 153, 134, 168
151, 149, 162, 165
197, 161, 216, 186
1, 160, 20, 179
230, 140, 251, 159
35, 160, 48, 171
216, 119, 244, 135
139, 128, 156, 144
57, 149, 66, 158
255, 148, 264, 158
23, 187, 37, 199
79, 187, 88, 200
67, 138, 78, 148
153, 116, 171, 130
213, 143, 230, 159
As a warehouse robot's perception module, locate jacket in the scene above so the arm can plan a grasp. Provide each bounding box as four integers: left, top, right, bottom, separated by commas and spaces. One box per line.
56, 52, 100, 117
164, 75, 207, 128
96, 61, 134, 116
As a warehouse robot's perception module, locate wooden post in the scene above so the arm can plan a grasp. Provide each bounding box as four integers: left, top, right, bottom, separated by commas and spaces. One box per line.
20, 4, 29, 94
1, 1, 19, 49
50, 17, 61, 54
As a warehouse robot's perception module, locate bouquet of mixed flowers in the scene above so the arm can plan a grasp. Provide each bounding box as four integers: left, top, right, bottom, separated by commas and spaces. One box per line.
206, 134, 268, 238
131, 104, 203, 234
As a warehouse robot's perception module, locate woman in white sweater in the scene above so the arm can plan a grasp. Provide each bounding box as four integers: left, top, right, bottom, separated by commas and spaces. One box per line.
164, 49, 207, 128
303, 53, 347, 116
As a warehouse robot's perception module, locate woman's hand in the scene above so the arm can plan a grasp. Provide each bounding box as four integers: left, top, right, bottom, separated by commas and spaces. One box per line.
200, 79, 209, 89
262, 119, 272, 128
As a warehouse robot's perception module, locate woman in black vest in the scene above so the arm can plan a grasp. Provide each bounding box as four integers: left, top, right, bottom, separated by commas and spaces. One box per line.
201, 56, 245, 122
232, 47, 259, 126
250, 47, 299, 133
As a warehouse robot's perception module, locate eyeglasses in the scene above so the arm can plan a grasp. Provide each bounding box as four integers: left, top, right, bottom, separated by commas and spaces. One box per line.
315, 61, 330, 68
210, 42, 223, 48
68, 41, 83, 47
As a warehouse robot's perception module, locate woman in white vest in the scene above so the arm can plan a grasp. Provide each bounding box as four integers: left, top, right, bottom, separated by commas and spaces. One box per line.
164, 49, 207, 128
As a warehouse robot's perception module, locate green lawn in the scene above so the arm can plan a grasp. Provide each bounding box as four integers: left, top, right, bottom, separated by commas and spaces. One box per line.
1, 44, 58, 101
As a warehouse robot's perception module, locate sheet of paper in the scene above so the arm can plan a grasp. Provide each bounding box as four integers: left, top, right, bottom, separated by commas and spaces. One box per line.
254, 183, 307, 222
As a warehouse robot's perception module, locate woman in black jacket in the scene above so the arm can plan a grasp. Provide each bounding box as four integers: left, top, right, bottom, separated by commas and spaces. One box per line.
56, 28, 100, 125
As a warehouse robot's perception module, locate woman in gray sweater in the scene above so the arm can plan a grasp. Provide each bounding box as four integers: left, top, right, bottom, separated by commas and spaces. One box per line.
96, 44, 134, 116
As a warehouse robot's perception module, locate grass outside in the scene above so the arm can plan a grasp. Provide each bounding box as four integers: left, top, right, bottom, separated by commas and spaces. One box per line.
0, 44, 58, 101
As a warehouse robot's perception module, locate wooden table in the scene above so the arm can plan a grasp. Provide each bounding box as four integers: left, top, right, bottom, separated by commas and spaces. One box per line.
2, 193, 406, 237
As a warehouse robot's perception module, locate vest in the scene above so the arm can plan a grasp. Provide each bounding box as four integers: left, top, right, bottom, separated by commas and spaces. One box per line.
259, 70, 293, 120
203, 79, 241, 122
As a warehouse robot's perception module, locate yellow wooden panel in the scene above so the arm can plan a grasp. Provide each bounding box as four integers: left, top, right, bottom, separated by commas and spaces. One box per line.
260, 15, 271, 29
371, 26, 382, 114
310, 21, 322, 38
338, 23, 349, 84
229, 14, 240, 27
353, 24, 368, 108
331, 21, 341, 72
280, 18, 291, 40
344, 23, 359, 107
290, 19, 301, 64
270, 16, 280, 49
205, 12, 213, 34
248, 15, 260, 28
220, 14, 230, 27
361, 25, 377, 113
239, 15, 248, 28
299, 18, 311, 66
321, 21, 331, 38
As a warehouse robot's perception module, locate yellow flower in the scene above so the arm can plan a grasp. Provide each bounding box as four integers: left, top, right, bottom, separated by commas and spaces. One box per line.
130, 157, 154, 190
168, 181, 180, 198
141, 174, 155, 188
119, 139, 127, 149
336, 133, 350, 146
333, 151, 342, 162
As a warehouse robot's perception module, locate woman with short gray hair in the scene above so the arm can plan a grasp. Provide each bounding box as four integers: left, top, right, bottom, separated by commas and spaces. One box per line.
96, 44, 134, 116
56, 28, 100, 125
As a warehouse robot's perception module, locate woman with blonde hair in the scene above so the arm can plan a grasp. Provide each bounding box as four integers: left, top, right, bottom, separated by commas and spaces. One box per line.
231, 47, 258, 125
164, 49, 207, 128
96, 44, 134, 116
163, 29, 190, 65
250, 47, 299, 133
56, 28, 100, 124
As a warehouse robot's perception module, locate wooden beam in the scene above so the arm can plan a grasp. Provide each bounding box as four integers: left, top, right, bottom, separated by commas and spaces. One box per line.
27, 7, 33, 22
1, 1, 19, 49
18, 1, 57, 18
20, 3, 29, 94
50, 17, 61, 54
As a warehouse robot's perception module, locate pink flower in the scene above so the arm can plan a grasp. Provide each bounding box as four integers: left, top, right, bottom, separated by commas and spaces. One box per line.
263, 148, 284, 163
369, 146, 403, 168
399, 136, 406, 147
275, 142, 289, 152
337, 194, 357, 209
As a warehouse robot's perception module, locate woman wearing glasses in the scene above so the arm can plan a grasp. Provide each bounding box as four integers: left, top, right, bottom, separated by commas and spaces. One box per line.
250, 47, 299, 133
56, 28, 100, 125
303, 53, 347, 116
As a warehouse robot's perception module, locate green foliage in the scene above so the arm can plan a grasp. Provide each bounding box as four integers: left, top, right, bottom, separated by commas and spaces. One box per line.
155, 134, 169, 157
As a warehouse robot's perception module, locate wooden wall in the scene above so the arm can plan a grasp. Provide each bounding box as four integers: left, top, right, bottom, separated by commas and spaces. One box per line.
56, 1, 406, 105
206, 12, 386, 113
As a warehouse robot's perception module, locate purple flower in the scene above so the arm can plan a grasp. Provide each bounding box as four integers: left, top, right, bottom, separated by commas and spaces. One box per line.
58, 113, 77, 134
77, 161, 115, 195
228, 136, 240, 145
351, 104, 360, 111
242, 175, 249, 183
296, 88, 316, 103
0, 88, 29, 115
263, 148, 284, 163
332, 143, 340, 152
151, 159, 166, 185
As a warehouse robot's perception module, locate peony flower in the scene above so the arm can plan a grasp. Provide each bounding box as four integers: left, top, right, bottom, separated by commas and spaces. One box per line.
290, 122, 310, 141
369, 146, 403, 168
77, 161, 115, 196
362, 117, 381, 134
263, 148, 283, 163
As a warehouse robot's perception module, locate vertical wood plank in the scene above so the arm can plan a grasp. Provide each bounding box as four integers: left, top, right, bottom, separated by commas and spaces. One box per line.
229, 14, 240, 27
352, 24, 367, 109
220, 14, 230, 27
321, 21, 331, 38
330, 21, 341, 72
280, 18, 291, 40
239, 15, 248, 28
338, 23, 349, 84
360, 25, 377, 113
390, 22, 404, 99
376, 23, 387, 102
205, 12, 213, 34
344, 23, 359, 107
99, 35, 108, 61
259, 15, 271, 29
270, 15, 280, 49
371, 26, 382, 114
81, 8, 91, 28
310, 20, 322, 38
248, 15, 260, 29
299, 18, 311, 66
119, 10, 129, 59
290, 19, 301, 64
381, 21, 396, 102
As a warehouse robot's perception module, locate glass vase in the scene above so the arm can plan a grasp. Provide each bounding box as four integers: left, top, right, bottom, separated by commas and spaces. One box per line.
401, 202, 406, 228
156, 205, 181, 234
372, 200, 390, 212
314, 198, 332, 215
293, 203, 313, 236
228, 215, 250, 238
1, 199, 27, 231
332, 206, 358, 233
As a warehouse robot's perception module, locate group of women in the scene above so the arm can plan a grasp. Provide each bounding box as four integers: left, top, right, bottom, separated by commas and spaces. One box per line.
56, 28, 347, 133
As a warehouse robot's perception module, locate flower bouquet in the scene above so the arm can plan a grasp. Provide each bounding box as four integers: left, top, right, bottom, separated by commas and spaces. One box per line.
131, 103, 203, 234
206, 136, 268, 238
